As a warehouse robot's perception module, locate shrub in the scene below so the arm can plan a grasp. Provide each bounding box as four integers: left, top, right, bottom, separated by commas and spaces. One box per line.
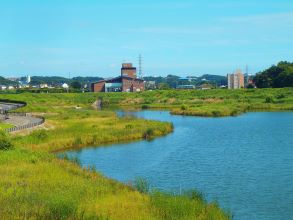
184, 190, 206, 202
143, 128, 154, 139
212, 110, 221, 117
134, 177, 150, 193
141, 104, 149, 109
73, 137, 82, 147
181, 105, 188, 111
265, 96, 274, 103
0, 131, 13, 150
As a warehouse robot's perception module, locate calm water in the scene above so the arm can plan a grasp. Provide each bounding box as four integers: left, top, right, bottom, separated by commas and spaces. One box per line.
65, 111, 293, 220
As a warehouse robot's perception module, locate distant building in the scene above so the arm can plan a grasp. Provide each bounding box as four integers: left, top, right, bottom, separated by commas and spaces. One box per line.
145, 81, 156, 90
176, 85, 195, 89
199, 84, 213, 90
27, 75, 31, 84
8, 86, 15, 90
62, 83, 69, 89
0, 85, 7, 90
227, 70, 245, 89
91, 63, 144, 92
39, 83, 48, 89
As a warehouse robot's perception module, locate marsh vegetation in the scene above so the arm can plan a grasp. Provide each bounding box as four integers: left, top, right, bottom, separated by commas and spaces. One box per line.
0, 91, 234, 219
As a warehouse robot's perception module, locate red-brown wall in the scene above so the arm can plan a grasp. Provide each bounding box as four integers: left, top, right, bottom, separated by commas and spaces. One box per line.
92, 81, 105, 92
122, 78, 144, 92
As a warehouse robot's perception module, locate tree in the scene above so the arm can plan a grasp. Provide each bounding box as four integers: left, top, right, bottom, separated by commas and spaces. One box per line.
70, 81, 82, 89
254, 61, 293, 88
157, 83, 170, 90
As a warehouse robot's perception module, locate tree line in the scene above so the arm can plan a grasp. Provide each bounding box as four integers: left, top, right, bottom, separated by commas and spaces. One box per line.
254, 61, 293, 88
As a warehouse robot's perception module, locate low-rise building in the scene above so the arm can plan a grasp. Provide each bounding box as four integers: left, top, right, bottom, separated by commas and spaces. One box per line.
39, 83, 48, 88
91, 63, 144, 92
0, 85, 7, 90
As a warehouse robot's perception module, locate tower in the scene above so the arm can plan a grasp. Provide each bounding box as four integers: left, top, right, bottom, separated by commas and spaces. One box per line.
121, 63, 137, 78
26, 75, 31, 84
138, 54, 143, 79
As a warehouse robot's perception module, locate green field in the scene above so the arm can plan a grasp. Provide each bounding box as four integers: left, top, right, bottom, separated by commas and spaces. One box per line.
0, 91, 234, 220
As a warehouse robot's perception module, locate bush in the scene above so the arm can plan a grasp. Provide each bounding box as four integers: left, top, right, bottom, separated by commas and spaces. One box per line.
143, 128, 154, 139
212, 110, 221, 117
141, 104, 149, 109
73, 137, 82, 147
265, 96, 274, 103
134, 177, 150, 193
181, 105, 188, 111
0, 131, 13, 150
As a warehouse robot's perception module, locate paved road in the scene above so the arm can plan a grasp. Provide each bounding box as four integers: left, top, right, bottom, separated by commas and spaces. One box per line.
0, 102, 44, 131
0, 102, 25, 112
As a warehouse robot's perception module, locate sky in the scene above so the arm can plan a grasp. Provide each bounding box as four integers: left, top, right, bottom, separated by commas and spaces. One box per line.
0, 0, 292, 77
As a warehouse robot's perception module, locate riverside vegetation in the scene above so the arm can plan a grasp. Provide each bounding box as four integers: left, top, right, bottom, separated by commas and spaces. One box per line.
0, 88, 291, 219
6, 87, 291, 117
0, 91, 233, 220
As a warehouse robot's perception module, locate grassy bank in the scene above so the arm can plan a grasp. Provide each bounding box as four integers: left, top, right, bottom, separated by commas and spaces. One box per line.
12, 109, 172, 152
0, 93, 230, 219
0, 148, 229, 219
3, 88, 292, 117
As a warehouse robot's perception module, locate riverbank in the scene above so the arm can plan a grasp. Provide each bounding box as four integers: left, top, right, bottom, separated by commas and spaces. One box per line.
3, 88, 292, 117
0, 94, 230, 219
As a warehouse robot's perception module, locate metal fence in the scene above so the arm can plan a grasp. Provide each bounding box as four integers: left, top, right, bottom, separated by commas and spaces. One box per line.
0, 101, 45, 133
5, 115, 45, 133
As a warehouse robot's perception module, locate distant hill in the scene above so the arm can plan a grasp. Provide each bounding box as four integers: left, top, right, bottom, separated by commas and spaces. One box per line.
197, 74, 227, 86
29, 76, 104, 86
72, 77, 104, 84
0, 76, 18, 86
254, 61, 293, 88
29, 76, 70, 86
143, 74, 227, 88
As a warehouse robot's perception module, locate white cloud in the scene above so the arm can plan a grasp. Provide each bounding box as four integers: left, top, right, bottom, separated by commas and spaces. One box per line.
132, 26, 226, 35
221, 12, 293, 27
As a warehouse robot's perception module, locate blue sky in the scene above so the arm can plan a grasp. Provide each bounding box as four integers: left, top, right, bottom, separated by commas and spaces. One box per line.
0, 0, 292, 77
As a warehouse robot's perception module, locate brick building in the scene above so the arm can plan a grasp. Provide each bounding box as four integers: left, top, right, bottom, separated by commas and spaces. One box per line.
91, 63, 144, 92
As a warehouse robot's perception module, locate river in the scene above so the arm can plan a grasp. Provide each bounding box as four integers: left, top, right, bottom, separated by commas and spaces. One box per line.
64, 111, 293, 220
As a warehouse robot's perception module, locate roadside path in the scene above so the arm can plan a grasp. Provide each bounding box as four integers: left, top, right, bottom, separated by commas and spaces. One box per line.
0, 102, 44, 132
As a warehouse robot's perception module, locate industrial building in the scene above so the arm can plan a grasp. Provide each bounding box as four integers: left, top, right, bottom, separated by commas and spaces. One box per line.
227, 70, 245, 89
91, 63, 144, 92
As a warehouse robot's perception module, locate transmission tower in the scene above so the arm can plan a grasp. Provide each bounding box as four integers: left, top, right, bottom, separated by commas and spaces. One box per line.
138, 54, 143, 79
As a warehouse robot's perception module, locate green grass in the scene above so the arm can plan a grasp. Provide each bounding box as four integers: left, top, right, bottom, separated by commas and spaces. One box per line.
12, 108, 173, 152
1, 88, 292, 117
0, 148, 230, 219
0, 92, 231, 219
0, 123, 13, 130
